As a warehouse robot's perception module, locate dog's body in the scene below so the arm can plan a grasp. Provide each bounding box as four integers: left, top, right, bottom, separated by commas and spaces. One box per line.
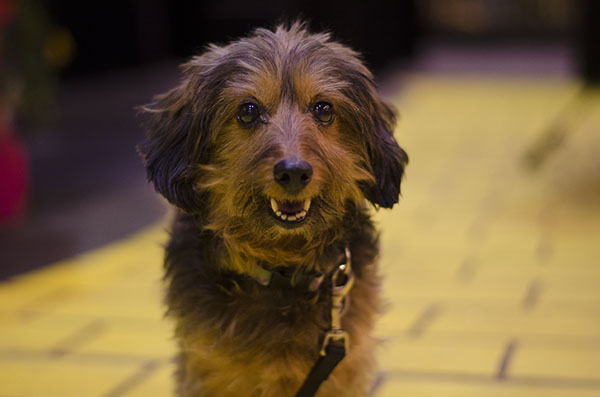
140, 22, 407, 396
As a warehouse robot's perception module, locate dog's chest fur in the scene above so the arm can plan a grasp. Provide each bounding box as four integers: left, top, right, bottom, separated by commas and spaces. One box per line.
164, 211, 382, 396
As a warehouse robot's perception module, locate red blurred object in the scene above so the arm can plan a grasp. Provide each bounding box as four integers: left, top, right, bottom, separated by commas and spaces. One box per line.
0, 0, 14, 30
0, 128, 29, 222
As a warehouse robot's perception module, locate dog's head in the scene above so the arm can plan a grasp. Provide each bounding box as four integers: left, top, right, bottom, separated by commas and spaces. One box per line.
139, 22, 407, 240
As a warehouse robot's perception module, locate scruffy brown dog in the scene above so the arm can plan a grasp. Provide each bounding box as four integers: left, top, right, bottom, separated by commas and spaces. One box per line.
139, 22, 407, 397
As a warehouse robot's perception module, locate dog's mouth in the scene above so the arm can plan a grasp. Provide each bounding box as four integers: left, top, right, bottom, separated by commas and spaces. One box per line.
269, 198, 311, 225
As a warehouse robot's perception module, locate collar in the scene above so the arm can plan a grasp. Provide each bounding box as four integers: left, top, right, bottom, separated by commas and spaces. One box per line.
253, 244, 350, 292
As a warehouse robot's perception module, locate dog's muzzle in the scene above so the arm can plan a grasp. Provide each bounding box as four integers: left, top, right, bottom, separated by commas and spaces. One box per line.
273, 158, 313, 194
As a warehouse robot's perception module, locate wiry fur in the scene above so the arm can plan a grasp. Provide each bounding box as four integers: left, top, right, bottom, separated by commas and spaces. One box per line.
139, 22, 407, 396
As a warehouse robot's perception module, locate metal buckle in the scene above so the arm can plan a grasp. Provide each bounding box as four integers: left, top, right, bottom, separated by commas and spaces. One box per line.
320, 245, 354, 356
320, 330, 350, 356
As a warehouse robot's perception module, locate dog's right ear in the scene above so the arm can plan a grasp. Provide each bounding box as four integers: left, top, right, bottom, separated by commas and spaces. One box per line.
137, 74, 210, 212
362, 100, 408, 209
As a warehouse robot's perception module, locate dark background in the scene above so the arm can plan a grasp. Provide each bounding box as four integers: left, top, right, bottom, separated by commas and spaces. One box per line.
44, 1, 420, 76
42, 0, 598, 80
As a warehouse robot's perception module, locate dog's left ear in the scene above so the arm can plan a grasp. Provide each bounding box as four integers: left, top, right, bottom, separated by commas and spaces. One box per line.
360, 98, 408, 209
137, 69, 211, 212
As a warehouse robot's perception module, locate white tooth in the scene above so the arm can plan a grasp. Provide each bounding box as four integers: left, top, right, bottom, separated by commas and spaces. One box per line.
288, 215, 297, 221
303, 199, 311, 211
270, 199, 279, 213
276, 211, 282, 217
298, 210, 307, 218
281, 214, 288, 220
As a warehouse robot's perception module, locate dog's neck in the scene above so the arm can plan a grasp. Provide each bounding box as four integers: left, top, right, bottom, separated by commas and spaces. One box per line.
218, 227, 346, 279
188, 202, 369, 279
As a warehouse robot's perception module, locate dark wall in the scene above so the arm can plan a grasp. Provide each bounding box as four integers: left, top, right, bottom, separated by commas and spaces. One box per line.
580, 0, 600, 83
44, 0, 419, 76
168, 1, 418, 71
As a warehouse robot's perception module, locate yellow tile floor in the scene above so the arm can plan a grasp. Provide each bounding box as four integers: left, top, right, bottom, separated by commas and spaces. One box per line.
2, 75, 600, 396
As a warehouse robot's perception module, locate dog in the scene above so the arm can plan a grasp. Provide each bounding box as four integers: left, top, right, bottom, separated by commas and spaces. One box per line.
139, 22, 408, 397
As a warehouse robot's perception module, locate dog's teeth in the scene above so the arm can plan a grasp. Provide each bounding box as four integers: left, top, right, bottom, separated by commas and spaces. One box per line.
271, 198, 310, 222
270, 199, 279, 213
303, 199, 311, 211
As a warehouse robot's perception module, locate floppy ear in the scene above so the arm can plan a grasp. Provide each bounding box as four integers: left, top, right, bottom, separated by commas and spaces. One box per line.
137, 72, 211, 212
361, 99, 408, 209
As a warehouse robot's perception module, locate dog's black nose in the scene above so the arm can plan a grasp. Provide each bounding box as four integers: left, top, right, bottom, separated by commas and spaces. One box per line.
274, 159, 313, 192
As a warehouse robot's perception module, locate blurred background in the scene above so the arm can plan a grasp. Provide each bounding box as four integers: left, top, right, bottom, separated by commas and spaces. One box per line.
1, 0, 597, 279
2, 1, 600, 395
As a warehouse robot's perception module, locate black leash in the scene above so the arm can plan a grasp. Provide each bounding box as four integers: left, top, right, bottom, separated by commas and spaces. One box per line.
295, 343, 346, 397
249, 246, 354, 396
295, 246, 354, 397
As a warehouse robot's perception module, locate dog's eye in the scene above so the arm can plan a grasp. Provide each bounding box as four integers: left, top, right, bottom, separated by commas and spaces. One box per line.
236, 102, 261, 126
313, 102, 334, 124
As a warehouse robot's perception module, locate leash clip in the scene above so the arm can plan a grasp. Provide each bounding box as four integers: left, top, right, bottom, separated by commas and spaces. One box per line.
320, 246, 354, 356
296, 246, 354, 397
320, 329, 350, 356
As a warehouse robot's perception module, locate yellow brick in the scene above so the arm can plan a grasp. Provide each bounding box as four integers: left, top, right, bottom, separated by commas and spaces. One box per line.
48, 283, 165, 320
0, 357, 141, 396
122, 362, 176, 397
0, 326, 76, 351
73, 320, 175, 358
376, 378, 600, 397
377, 336, 503, 376
376, 299, 432, 335
510, 347, 600, 380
